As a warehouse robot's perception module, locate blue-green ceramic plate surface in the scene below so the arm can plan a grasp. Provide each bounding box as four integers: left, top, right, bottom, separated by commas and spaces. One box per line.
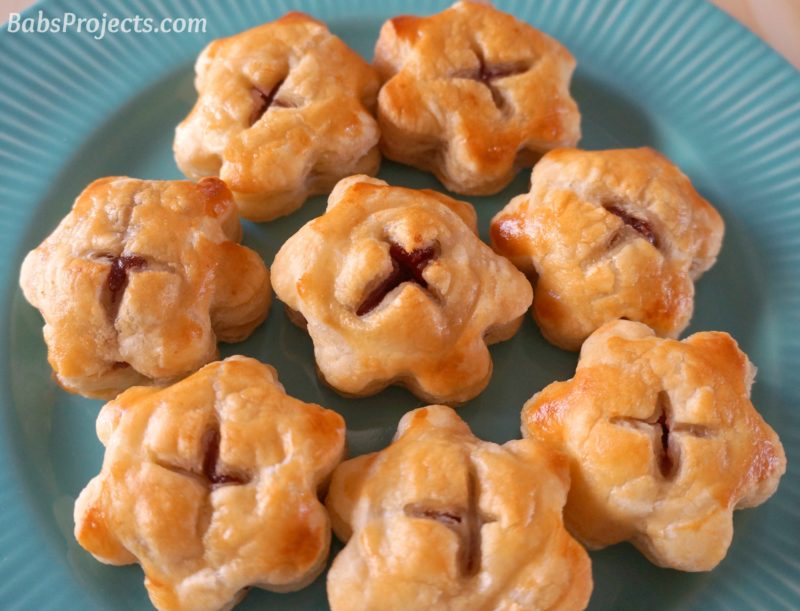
1, 0, 798, 609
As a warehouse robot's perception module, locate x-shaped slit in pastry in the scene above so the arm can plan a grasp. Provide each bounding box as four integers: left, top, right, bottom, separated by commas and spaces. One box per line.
200, 425, 250, 487
604, 204, 658, 248
87, 249, 177, 371
452, 43, 530, 112
249, 76, 294, 126
155, 419, 251, 489
356, 242, 437, 316
611, 391, 713, 478
92, 252, 175, 321
403, 464, 495, 577
104, 254, 147, 319
88, 252, 149, 325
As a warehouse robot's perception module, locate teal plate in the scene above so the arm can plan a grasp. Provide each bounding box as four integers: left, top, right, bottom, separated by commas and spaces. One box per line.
1, 0, 799, 609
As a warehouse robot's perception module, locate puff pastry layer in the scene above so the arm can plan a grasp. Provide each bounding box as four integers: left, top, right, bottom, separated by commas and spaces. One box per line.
20, 177, 270, 399
375, 0, 580, 195
271, 175, 533, 404
175, 12, 381, 221
327, 405, 592, 610
491, 147, 724, 350
74, 356, 346, 611
522, 320, 786, 571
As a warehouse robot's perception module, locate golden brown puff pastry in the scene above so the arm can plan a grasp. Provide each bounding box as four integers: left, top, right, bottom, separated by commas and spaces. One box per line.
326, 405, 592, 611
174, 12, 381, 221
19, 177, 270, 399
522, 320, 786, 572
374, 0, 580, 196
74, 356, 346, 611
491, 147, 724, 351
271, 175, 533, 404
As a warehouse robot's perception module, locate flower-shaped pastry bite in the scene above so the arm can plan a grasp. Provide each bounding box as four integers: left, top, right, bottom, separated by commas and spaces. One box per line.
271, 175, 533, 404
74, 356, 346, 611
491, 147, 725, 351
522, 320, 786, 571
174, 12, 381, 221
374, 0, 580, 195
20, 177, 270, 399
326, 405, 592, 610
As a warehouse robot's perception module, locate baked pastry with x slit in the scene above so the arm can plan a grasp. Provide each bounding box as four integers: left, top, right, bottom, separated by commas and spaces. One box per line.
271, 175, 533, 404
374, 0, 580, 195
174, 12, 381, 221
326, 405, 592, 610
19, 177, 270, 399
522, 320, 786, 571
74, 356, 346, 611
491, 147, 725, 351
